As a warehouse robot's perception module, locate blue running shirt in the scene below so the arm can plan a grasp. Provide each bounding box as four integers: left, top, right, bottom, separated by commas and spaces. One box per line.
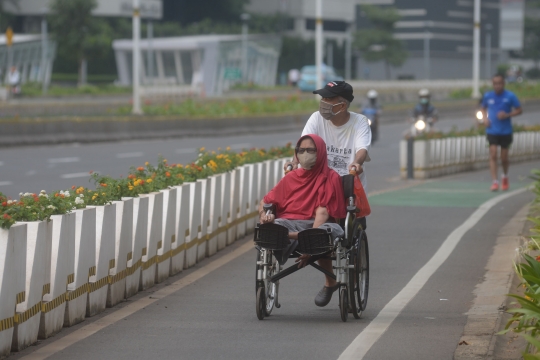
481, 90, 521, 135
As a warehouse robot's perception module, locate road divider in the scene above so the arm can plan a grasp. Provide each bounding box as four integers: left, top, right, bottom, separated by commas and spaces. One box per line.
400, 131, 540, 179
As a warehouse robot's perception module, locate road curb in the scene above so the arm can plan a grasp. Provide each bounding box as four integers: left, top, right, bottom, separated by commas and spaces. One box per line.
453, 202, 530, 360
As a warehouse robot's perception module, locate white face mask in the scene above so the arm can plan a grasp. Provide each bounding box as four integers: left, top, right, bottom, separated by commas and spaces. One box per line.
297, 152, 317, 170
319, 100, 344, 120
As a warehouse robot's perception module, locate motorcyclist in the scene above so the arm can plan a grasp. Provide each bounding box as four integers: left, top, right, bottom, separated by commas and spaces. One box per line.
412, 88, 438, 125
361, 90, 380, 141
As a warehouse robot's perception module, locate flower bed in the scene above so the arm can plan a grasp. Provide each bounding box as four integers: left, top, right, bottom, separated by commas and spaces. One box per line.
0, 144, 294, 230
501, 169, 540, 356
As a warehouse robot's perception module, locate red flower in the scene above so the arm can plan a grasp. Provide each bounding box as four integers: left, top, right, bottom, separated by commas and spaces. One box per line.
3, 213, 11, 220
1, 202, 6, 207
72, 186, 76, 190
137, 167, 145, 171
128, 174, 136, 180
536, 255, 540, 262
165, 172, 171, 177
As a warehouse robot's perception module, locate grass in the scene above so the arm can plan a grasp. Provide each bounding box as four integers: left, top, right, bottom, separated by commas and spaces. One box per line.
450, 81, 540, 100
21, 82, 131, 97
117, 96, 318, 118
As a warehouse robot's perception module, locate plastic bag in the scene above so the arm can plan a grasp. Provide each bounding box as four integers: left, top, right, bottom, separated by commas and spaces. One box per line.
354, 176, 371, 218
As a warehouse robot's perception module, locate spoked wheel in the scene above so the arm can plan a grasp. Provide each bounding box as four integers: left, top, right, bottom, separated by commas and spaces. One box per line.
256, 287, 265, 320
349, 222, 370, 319
339, 287, 348, 322
255, 249, 280, 319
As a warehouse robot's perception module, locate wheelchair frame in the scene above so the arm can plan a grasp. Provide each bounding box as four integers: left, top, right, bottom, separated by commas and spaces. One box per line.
254, 174, 369, 322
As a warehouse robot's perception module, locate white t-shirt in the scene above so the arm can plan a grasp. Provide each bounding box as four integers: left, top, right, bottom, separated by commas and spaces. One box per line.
301, 111, 372, 192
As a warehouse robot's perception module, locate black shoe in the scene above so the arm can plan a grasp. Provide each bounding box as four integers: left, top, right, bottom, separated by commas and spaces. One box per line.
314, 284, 339, 307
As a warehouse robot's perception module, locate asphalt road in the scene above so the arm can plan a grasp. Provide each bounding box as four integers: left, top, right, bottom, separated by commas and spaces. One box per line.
4, 109, 540, 360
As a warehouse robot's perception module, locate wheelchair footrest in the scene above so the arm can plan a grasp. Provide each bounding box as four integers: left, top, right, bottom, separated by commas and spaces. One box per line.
254, 223, 290, 250
297, 228, 333, 255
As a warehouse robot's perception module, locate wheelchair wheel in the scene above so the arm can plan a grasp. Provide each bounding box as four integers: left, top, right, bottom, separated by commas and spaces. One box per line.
349, 223, 370, 319
256, 287, 265, 320
255, 249, 280, 318
339, 287, 348, 322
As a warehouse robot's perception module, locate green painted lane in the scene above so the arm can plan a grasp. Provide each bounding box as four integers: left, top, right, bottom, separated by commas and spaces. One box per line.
369, 180, 532, 208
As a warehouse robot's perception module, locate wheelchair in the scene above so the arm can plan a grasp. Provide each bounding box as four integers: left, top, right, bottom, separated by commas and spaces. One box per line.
254, 173, 369, 322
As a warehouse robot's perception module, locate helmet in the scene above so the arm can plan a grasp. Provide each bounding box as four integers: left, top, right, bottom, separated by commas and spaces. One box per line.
367, 90, 378, 99
418, 88, 430, 97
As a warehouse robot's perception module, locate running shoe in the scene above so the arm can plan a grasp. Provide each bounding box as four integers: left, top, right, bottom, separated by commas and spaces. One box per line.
490, 181, 499, 192
501, 177, 509, 191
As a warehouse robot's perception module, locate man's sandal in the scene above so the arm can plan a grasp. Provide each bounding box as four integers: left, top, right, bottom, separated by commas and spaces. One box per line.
314, 284, 340, 307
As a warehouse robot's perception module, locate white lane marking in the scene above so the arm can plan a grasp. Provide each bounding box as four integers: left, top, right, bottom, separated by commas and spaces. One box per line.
48, 157, 80, 164
338, 186, 528, 360
60, 172, 91, 179
175, 148, 196, 154
19, 240, 254, 360
116, 152, 144, 159
0, 181, 12, 186
230, 143, 251, 149
411, 188, 482, 194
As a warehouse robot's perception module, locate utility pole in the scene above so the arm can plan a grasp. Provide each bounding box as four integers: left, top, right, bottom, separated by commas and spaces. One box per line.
485, 23, 492, 79
241, 13, 251, 84
424, 22, 430, 80
132, 0, 142, 115
472, 0, 481, 99
345, 22, 352, 80
315, 0, 323, 91
147, 20, 154, 82
41, 11, 48, 95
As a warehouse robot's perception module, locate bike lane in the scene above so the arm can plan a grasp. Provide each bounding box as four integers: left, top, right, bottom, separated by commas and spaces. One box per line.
12, 160, 539, 360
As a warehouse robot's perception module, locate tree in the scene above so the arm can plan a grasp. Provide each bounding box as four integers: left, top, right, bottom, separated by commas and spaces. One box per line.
49, 0, 113, 85
353, 5, 407, 79
162, 0, 249, 24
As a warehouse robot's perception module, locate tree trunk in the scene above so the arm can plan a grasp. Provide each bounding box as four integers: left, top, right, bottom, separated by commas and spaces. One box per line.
78, 57, 87, 87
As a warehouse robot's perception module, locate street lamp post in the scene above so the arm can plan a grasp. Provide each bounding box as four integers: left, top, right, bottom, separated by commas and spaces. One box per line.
132, 0, 142, 115
241, 13, 251, 84
424, 22, 430, 80
472, 0, 481, 99
315, 0, 323, 91
147, 20, 154, 82
345, 22, 352, 80
485, 23, 492, 79
41, 7, 48, 95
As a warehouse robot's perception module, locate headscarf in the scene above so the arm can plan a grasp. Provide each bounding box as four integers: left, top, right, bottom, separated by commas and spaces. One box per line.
263, 134, 346, 220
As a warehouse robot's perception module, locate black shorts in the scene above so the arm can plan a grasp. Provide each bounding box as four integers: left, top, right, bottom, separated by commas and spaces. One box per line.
486, 134, 513, 149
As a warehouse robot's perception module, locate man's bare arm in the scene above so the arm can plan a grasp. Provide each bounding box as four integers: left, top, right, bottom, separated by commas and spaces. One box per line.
348, 149, 368, 174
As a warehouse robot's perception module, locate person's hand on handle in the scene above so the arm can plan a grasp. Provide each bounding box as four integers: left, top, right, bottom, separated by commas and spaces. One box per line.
348, 163, 363, 175
283, 160, 298, 174
259, 212, 275, 224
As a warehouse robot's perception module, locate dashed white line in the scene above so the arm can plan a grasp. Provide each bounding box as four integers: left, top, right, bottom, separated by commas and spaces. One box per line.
175, 148, 196, 154
0, 181, 13, 186
116, 152, 144, 159
48, 157, 80, 164
60, 172, 91, 179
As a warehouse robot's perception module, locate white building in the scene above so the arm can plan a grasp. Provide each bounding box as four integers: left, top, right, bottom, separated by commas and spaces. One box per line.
113, 34, 281, 96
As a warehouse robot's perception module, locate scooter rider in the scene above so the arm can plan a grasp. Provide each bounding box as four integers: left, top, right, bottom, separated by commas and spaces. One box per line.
361, 90, 381, 141
412, 88, 438, 125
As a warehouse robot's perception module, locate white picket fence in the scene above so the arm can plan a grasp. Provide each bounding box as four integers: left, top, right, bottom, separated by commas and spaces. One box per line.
400, 132, 540, 179
0, 158, 288, 357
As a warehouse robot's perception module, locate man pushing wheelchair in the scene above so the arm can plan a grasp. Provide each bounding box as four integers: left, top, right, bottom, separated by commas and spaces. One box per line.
254, 82, 371, 321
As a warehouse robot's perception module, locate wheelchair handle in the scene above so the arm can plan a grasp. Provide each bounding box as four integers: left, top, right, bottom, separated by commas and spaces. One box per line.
263, 203, 273, 215
349, 165, 357, 175
285, 164, 293, 174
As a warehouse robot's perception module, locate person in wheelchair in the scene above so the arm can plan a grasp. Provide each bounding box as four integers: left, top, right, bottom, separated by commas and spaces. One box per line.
258, 134, 347, 307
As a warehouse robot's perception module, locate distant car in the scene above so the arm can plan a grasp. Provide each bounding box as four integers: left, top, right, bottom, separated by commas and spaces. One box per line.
297, 65, 344, 92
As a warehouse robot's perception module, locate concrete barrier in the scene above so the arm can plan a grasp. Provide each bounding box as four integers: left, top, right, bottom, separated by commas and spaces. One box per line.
12, 221, 47, 352
227, 169, 240, 245
157, 188, 175, 283
87, 204, 116, 317
218, 173, 230, 251
236, 166, 250, 239
399, 132, 540, 179
186, 182, 202, 268
197, 179, 211, 262
246, 164, 259, 232
207, 175, 222, 257
39, 213, 74, 339
140, 192, 162, 288
64, 208, 95, 327
172, 184, 189, 275
0, 224, 27, 358
125, 197, 147, 298
108, 199, 133, 307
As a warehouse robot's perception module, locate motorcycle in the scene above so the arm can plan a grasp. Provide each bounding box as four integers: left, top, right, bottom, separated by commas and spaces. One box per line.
362, 108, 379, 142
409, 115, 432, 137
